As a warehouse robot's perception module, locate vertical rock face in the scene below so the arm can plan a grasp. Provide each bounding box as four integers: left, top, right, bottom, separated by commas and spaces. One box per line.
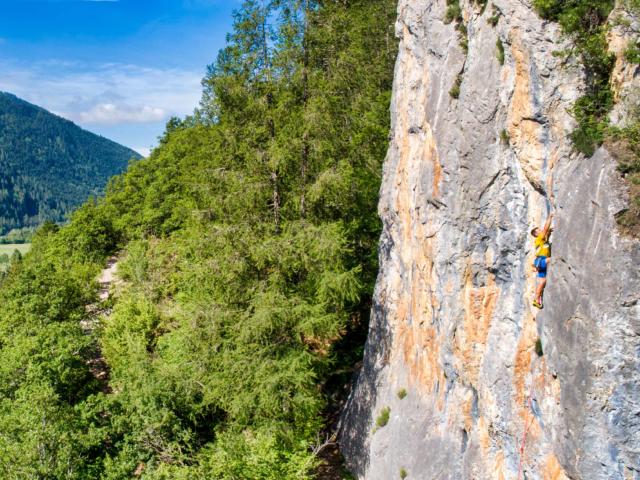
340, 1, 640, 479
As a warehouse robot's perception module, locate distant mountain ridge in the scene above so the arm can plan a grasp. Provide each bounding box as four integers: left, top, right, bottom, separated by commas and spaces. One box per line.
0, 92, 141, 235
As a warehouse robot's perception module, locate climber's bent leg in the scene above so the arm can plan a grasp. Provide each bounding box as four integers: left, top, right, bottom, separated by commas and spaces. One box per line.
536, 277, 546, 300
533, 257, 548, 309
534, 277, 546, 308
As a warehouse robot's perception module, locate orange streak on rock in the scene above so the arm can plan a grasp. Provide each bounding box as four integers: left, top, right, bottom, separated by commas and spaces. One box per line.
390, 53, 446, 398
542, 453, 570, 480
494, 451, 506, 480
474, 417, 505, 479
427, 128, 443, 198
453, 268, 500, 386
607, 16, 637, 103
508, 31, 544, 191
461, 389, 475, 432
514, 305, 538, 406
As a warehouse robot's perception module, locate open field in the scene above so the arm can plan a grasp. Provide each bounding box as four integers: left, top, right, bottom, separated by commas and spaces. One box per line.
0, 244, 31, 257
0, 244, 32, 271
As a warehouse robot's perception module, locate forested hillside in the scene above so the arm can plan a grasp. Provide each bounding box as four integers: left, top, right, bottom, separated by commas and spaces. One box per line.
0, 1, 397, 478
0, 92, 140, 236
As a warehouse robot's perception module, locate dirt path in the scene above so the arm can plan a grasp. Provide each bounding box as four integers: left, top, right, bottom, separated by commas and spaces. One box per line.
83, 255, 120, 388
98, 256, 119, 301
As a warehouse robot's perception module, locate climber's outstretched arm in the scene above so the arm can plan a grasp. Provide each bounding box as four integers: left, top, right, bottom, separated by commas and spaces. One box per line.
541, 212, 554, 237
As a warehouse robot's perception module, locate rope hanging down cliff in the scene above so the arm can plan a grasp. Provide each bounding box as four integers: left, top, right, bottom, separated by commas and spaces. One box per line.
517, 353, 544, 480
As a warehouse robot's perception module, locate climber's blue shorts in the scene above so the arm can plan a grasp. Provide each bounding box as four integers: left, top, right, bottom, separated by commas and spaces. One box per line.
534, 256, 547, 279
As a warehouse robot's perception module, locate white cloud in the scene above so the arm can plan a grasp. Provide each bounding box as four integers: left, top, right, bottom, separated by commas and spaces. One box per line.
74, 103, 166, 124
133, 147, 151, 157
0, 60, 203, 127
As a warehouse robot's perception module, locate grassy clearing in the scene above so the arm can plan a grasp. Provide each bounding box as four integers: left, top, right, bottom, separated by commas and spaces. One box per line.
0, 244, 31, 271
0, 244, 31, 256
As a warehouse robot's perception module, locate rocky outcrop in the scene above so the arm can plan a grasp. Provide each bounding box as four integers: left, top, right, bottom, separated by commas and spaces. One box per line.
339, 1, 640, 479
609, 3, 640, 126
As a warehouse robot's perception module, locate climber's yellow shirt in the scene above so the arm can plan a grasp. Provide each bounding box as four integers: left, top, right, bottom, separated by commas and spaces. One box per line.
535, 234, 551, 257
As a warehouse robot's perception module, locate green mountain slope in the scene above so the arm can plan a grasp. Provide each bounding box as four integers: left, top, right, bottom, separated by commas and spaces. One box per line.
0, 92, 141, 235
0, 0, 397, 477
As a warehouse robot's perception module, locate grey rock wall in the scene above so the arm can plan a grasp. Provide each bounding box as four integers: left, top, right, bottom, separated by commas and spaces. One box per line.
339, 1, 640, 479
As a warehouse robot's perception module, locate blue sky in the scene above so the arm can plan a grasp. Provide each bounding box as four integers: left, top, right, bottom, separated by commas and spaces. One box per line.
0, 0, 237, 155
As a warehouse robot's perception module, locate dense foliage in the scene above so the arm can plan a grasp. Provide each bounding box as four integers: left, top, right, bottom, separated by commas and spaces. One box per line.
609, 0, 640, 235
608, 119, 640, 235
0, 0, 397, 478
0, 92, 140, 236
533, 0, 615, 157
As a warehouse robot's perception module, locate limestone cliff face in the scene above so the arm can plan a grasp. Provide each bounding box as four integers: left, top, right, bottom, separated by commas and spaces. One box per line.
340, 1, 640, 479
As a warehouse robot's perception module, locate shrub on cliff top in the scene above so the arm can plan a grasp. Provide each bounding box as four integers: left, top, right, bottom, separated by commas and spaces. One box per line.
607, 121, 640, 236
533, 0, 613, 30
534, 0, 615, 156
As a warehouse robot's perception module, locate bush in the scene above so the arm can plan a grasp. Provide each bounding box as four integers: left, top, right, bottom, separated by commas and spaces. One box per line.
496, 38, 505, 65
533, 0, 615, 156
533, 0, 613, 30
450, 74, 463, 99
488, 5, 501, 26
444, 0, 462, 24
376, 407, 391, 428
625, 42, 640, 64
444, 0, 468, 52
607, 122, 640, 235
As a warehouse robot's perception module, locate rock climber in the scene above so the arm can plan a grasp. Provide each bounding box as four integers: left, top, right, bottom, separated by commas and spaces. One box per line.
531, 212, 553, 309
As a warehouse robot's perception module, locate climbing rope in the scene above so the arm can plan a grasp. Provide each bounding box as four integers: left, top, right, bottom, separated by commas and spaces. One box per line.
517, 380, 536, 480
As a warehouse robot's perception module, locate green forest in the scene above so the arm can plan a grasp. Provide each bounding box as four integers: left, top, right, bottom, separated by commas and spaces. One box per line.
0, 0, 397, 478
0, 92, 140, 237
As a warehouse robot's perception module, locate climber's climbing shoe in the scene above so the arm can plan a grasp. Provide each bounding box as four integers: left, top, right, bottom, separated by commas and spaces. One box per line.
532, 300, 543, 309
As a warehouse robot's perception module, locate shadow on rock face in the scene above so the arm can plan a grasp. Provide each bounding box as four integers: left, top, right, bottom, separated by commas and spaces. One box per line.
338, 229, 394, 477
